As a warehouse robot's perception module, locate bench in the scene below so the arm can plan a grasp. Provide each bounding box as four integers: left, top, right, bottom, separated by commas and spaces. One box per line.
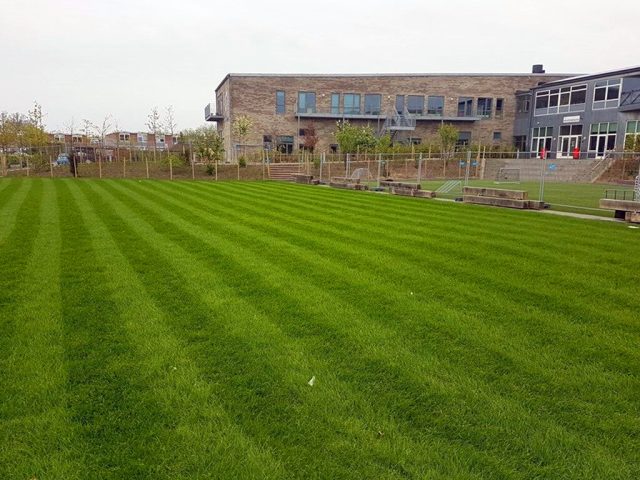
292, 173, 314, 184
391, 186, 436, 198
599, 198, 640, 223
462, 186, 543, 210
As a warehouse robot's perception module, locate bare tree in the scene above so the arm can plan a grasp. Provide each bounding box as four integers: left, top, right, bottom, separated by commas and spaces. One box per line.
63, 117, 77, 176
96, 115, 112, 162
146, 106, 163, 162
164, 105, 177, 148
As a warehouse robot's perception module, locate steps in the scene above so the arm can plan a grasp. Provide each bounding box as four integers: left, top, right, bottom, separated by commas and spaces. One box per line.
268, 162, 301, 181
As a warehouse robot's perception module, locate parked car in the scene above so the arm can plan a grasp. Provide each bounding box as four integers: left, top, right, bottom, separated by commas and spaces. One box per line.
56, 153, 70, 166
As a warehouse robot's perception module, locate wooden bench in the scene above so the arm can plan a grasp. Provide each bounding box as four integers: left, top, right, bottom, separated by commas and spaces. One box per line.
329, 181, 368, 191
380, 180, 421, 190
391, 186, 436, 198
463, 186, 543, 210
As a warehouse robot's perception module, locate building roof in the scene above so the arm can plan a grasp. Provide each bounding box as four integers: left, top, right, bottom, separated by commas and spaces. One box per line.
530, 65, 640, 89
215, 72, 574, 93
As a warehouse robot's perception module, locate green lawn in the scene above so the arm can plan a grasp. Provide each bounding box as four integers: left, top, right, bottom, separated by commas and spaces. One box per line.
1, 178, 639, 479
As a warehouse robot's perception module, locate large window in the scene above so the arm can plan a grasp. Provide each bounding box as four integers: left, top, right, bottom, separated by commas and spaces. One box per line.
456, 131, 471, 148
589, 122, 617, 157
477, 98, 492, 118
427, 96, 444, 116
516, 96, 530, 113
593, 79, 621, 110
297, 92, 316, 113
513, 135, 527, 151
276, 91, 285, 114
364, 94, 382, 115
495, 98, 504, 119
531, 127, 553, 157
331, 93, 340, 114
626, 120, 640, 149
535, 84, 586, 116
276, 135, 294, 154
457, 97, 473, 117
407, 95, 424, 115
343, 94, 361, 114
396, 95, 405, 114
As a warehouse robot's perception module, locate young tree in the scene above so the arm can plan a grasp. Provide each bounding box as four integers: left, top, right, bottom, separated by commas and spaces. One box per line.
438, 123, 459, 159
232, 115, 253, 161
302, 123, 319, 152
63, 117, 77, 176
164, 105, 177, 146
334, 121, 377, 153
25, 101, 49, 148
146, 106, 163, 162
181, 125, 225, 174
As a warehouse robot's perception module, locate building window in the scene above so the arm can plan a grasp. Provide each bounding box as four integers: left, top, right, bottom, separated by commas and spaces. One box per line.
343, 94, 361, 114
172, 136, 179, 145
493, 132, 502, 141
557, 124, 583, 157
407, 95, 424, 115
593, 79, 621, 110
516, 96, 530, 113
119, 132, 130, 142
477, 98, 492, 118
72, 135, 83, 143
137, 133, 147, 143
263, 135, 273, 150
330, 144, 338, 153
53, 134, 65, 142
513, 135, 527, 151
535, 84, 586, 116
364, 94, 382, 115
276, 91, 285, 114
625, 120, 640, 149
396, 95, 405, 114
531, 127, 553, 157
298, 92, 316, 113
427, 96, 444, 116
589, 122, 617, 157
156, 135, 165, 144
331, 93, 340, 114
495, 98, 504, 119
457, 97, 473, 117
276, 135, 294, 154
409, 137, 422, 145
456, 131, 471, 148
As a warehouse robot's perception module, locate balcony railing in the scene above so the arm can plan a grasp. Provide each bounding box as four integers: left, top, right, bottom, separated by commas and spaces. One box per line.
205, 103, 224, 121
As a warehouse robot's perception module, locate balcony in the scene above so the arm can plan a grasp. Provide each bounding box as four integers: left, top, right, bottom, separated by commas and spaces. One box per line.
295, 108, 479, 122
205, 103, 224, 122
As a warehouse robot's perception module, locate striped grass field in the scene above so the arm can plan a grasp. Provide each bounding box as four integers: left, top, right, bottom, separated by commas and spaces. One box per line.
0, 178, 638, 479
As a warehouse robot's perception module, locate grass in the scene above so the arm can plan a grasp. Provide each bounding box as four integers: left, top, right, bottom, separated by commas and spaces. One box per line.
0, 177, 638, 479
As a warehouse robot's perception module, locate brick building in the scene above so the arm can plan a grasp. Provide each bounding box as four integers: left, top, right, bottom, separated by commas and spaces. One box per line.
205, 67, 569, 159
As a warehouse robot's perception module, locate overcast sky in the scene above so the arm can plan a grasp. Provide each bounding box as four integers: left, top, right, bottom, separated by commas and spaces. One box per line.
1, 0, 637, 133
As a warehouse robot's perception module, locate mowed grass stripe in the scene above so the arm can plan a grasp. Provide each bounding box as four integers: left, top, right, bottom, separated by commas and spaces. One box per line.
0, 180, 50, 478
65, 180, 287, 479
0, 179, 33, 244
57, 181, 174, 479
0, 181, 81, 479
83, 181, 478, 478
100, 182, 636, 478
127, 181, 636, 476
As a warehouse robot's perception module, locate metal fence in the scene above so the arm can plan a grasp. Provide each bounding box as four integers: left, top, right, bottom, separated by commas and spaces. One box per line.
2, 146, 639, 218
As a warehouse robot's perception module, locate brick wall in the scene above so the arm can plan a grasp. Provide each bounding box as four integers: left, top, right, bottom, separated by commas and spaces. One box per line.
215, 73, 568, 157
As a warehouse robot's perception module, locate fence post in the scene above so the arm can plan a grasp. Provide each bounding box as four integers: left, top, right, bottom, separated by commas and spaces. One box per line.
191, 154, 195, 180
237, 158, 240, 181
328, 158, 331, 181
73, 155, 77, 179
417, 153, 422, 184
377, 154, 382, 186
215, 158, 218, 181
169, 154, 173, 180
1, 154, 5, 176
319, 152, 324, 183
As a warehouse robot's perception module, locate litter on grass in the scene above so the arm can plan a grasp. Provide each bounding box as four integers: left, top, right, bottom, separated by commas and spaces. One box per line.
308, 376, 316, 386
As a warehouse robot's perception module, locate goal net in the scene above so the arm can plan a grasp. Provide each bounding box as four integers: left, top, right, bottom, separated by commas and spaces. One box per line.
495, 167, 521, 184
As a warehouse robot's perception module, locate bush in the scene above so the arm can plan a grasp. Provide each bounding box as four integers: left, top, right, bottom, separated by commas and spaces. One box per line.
238, 156, 247, 168
205, 164, 215, 176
